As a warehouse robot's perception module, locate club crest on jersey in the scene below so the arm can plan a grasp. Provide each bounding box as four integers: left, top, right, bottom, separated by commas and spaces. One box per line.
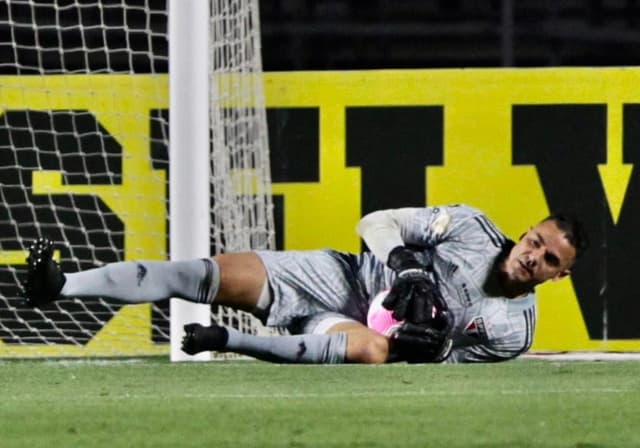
464, 316, 488, 340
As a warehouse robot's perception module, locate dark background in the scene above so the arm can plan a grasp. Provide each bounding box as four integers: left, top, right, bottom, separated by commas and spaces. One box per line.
261, 0, 640, 70
1, 0, 639, 74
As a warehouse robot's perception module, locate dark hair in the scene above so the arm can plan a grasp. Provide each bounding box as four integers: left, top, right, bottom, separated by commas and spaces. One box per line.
542, 213, 589, 259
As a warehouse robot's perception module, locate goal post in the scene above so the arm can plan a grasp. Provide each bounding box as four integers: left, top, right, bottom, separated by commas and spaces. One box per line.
169, 0, 276, 360
0, 0, 275, 358
168, 0, 212, 362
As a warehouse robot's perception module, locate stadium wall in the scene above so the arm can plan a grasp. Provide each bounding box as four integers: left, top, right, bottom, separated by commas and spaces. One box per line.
1, 67, 639, 354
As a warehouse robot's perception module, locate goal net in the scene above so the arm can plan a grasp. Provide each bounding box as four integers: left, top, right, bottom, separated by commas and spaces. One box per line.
0, 0, 275, 357
208, 0, 275, 333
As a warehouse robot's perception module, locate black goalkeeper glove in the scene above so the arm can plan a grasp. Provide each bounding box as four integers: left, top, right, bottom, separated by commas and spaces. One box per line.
383, 246, 454, 363
390, 320, 454, 363
383, 246, 439, 324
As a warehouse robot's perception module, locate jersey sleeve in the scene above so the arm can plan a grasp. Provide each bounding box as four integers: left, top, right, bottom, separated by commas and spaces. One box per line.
356, 205, 477, 263
444, 343, 521, 363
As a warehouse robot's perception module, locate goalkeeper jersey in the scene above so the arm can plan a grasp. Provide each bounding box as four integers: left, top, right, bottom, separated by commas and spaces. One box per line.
357, 204, 536, 363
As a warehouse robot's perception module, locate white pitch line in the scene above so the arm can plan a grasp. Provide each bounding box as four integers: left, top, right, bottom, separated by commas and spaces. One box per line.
524, 352, 640, 361
3, 388, 636, 402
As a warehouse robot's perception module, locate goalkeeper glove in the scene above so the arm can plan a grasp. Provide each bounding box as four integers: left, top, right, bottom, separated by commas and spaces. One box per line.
390, 320, 453, 363
383, 246, 438, 323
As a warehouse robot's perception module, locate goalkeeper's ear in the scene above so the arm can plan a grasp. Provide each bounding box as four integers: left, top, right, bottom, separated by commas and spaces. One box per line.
551, 269, 571, 281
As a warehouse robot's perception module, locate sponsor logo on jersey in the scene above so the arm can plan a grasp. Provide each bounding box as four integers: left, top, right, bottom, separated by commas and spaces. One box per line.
457, 282, 473, 306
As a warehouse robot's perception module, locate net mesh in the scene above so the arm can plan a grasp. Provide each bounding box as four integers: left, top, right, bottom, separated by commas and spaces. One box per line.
209, 0, 276, 338
0, 0, 275, 356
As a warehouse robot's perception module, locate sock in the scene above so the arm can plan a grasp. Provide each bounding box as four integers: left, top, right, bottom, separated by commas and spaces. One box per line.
60, 258, 219, 304
223, 327, 347, 364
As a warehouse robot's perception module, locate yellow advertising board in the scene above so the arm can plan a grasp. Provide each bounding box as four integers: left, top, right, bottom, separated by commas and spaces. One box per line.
1, 67, 639, 355
265, 68, 640, 352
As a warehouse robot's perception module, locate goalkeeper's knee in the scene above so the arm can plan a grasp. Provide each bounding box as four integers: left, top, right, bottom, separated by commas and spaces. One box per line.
345, 330, 389, 364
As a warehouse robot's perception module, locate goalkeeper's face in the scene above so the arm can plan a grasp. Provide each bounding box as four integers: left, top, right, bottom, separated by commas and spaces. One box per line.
502, 219, 577, 289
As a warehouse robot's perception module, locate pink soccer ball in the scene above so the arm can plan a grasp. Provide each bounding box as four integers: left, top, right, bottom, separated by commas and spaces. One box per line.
367, 289, 403, 336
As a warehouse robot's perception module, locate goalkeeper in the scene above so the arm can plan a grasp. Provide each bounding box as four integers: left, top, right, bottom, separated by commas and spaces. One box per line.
21, 204, 587, 364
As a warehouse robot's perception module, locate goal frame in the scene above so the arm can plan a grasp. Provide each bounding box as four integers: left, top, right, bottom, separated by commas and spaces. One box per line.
168, 0, 212, 361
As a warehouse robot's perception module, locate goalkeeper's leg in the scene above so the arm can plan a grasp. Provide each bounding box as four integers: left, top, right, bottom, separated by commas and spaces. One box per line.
328, 321, 390, 364
181, 322, 349, 363
21, 238, 267, 313
181, 320, 389, 364
22, 239, 391, 364
24, 255, 220, 306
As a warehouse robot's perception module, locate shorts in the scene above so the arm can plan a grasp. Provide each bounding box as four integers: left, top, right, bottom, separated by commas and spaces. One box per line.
255, 249, 392, 334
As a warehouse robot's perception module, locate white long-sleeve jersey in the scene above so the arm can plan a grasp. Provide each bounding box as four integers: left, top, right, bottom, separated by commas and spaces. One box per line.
357, 205, 536, 363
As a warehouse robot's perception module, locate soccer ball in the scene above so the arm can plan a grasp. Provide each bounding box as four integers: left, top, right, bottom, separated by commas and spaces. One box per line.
367, 289, 403, 336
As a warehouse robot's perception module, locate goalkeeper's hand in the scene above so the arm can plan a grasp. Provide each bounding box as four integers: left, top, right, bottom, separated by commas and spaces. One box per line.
390, 320, 454, 363
383, 246, 440, 323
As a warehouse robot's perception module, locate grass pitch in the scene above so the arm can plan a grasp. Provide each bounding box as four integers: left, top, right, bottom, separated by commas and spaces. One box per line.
1, 357, 639, 447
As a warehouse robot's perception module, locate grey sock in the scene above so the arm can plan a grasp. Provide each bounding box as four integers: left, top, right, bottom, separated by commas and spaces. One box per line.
224, 327, 347, 364
60, 258, 219, 304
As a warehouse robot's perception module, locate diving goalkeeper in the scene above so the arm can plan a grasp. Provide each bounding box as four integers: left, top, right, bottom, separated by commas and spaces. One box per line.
21, 204, 587, 364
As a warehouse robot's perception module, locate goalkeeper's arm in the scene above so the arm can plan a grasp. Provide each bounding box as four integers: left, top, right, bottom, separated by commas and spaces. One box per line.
356, 208, 437, 323
355, 208, 419, 263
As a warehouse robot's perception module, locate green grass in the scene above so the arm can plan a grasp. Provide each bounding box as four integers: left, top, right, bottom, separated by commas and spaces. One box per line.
1, 358, 639, 447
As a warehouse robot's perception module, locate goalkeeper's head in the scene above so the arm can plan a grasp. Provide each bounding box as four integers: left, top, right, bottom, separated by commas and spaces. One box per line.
500, 213, 588, 296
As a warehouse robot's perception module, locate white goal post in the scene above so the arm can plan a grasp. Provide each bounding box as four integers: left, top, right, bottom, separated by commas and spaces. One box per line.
169, 0, 276, 361
168, 0, 212, 361
0, 0, 275, 358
